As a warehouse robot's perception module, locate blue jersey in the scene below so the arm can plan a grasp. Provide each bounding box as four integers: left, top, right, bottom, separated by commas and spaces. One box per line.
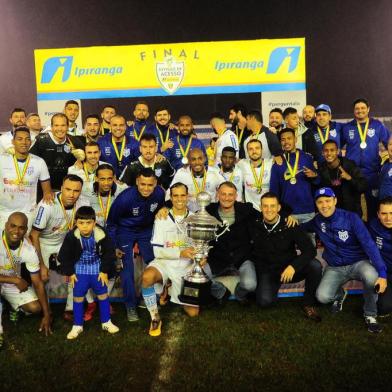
302, 208, 387, 277
97, 134, 139, 178
164, 134, 207, 170
126, 119, 155, 141
270, 150, 316, 214
106, 186, 165, 245
368, 217, 392, 272
309, 121, 344, 163
148, 124, 178, 153
379, 161, 392, 199
342, 118, 390, 186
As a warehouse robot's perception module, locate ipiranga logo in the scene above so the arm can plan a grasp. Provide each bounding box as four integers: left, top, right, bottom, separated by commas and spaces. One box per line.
40, 56, 123, 84
267, 46, 301, 74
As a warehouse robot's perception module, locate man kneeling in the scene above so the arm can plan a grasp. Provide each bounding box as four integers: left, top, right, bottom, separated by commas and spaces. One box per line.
142, 182, 200, 337
0, 213, 52, 347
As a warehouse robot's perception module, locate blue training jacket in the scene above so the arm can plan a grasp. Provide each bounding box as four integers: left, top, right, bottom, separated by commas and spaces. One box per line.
368, 217, 392, 272
148, 124, 178, 153
342, 118, 390, 187
126, 119, 155, 140
97, 133, 139, 178
270, 150, 316, 214
309, 121, 344, 163
379, 161, 392, 200
106, 186, 165, 245
164, 134, 207, 170
302, 208, 387, 277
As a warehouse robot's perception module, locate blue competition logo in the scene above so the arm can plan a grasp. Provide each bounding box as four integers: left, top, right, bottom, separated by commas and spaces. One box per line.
266, 47, 300, 74
41, 56, 73, 83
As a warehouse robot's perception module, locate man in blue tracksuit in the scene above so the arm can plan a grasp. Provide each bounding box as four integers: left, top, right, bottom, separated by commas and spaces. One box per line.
164, 115, 206, 170
308, 104, 344, 164
379, 135, 392, 199
302, 187, 387, 333
270, 128, 318, 224
97, 115, 139, 178
342, 98, 390, 219
368, 197, 392, 316
126, 101, 155, 141
106, 168, 165, 321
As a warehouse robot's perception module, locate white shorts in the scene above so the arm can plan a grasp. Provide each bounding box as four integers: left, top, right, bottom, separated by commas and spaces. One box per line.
1, 284, 38, 310
148, 259, 193, 305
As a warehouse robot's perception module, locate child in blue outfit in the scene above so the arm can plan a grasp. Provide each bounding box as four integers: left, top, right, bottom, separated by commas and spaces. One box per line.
58, 206, 119, 339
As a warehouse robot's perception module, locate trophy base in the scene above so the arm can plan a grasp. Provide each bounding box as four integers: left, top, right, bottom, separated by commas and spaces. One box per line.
178, 279, 212, 306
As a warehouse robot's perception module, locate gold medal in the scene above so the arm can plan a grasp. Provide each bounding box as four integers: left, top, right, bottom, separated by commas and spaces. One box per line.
191, 170, 207, 194
12, 154, 30, 189
284, 151, 299, 185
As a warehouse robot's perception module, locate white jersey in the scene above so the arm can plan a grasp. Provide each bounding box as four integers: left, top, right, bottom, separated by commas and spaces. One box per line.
0, 153, 50, 215
32, 192, 90, 247
243, 131, 272, 160
238, 158, 273, 211
168, 167, 225, 212
219, 165, 243, 201
0, 131, 13, 153
214, 129, 239, 165
67, 161, 106, 199
0, 237, 40, 290
87, 182, 128, 227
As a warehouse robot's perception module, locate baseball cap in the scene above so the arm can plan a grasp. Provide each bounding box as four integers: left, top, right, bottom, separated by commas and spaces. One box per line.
315, 104, 331, 114
314, 187, 336, 200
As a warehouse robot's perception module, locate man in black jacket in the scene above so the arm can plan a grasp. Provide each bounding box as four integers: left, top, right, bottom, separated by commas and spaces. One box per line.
317, 140, 367, 216
206, 182, 258, 302
251, 192, 322, 321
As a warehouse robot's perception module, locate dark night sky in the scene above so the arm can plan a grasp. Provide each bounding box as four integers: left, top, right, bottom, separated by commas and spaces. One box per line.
1, 0, 391, 127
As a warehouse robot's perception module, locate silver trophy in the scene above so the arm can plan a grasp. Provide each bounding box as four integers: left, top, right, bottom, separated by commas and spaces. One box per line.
178, 192, 229, 305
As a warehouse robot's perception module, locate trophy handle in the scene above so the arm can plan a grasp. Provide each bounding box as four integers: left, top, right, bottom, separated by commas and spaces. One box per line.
215, 222, 230, 241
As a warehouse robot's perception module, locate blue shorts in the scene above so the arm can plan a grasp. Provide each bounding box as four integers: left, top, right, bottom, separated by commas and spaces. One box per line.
73, 274, 108, 297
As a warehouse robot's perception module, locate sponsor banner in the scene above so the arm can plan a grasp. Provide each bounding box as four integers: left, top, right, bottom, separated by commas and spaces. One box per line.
37, 99, 83, 129
34, 38, 306, 100
261, 90, 307, 124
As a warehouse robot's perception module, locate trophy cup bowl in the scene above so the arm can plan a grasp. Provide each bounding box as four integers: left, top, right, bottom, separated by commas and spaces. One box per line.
178, 192, 229, 306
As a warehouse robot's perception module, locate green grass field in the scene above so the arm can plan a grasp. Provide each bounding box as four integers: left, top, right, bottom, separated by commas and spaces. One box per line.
1, 296, 392, 392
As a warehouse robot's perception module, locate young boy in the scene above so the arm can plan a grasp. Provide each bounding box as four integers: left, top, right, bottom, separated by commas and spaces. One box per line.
58, 206, 119, 339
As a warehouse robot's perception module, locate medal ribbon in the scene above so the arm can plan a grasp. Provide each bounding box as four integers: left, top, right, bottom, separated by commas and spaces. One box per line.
236, 126, 245, 144
2, 232, 23, 276
98, 193, 112, 223
12, 154, 31, 185
156, 125, 169, 145
250, 160, 264, 192
59, 195, 76, 231
133, 125, 146, 141
357, 119, 369, 145
221, 169, 235, 183
112, 136, 126, 163
83, 163, 95, 182
66, 136, 75, 150
191, 170, 207, 194
317, 125, 330, 144
284, 151, 300, 181
177, 136, 192, 159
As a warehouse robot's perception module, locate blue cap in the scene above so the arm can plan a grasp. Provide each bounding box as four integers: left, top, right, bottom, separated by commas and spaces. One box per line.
314, 187, 336, 200
315, 104, 331, 114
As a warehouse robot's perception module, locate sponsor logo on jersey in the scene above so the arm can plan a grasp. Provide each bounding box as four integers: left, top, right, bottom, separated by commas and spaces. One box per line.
338, 230, 349, 242
34, 206, 45, 225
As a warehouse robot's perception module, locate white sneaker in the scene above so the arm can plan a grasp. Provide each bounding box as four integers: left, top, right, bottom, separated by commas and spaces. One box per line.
67, 325, 83, 340
102, 320, 120, 334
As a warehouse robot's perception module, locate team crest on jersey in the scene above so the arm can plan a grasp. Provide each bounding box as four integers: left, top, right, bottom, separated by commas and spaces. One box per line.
150, 202, 158, 212
338, 230, 349, 242
154, 168, 162, 177
367, 128, 375, 137
132, 207, 139, 216
349, 130, 355, 140
314, 134, 321, 142
105, 147, 111, 155
175, 149, 181, 158
376, 236, 383, 249
320, 222, 326, 233
330, 129, 337, 138
123, 148, 130, 158
64, 144, 71, 153
26, 166, 34, 175
388, 168, 392, 177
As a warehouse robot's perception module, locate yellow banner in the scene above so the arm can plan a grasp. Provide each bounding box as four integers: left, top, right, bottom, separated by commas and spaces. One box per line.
34, 38, 305, 100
